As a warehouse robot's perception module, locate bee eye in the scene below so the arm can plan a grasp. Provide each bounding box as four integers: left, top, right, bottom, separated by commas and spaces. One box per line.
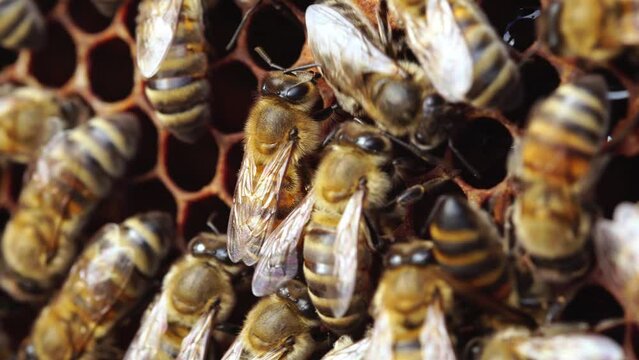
385, 253, 403, 268
424, 94, 444, 107
355, 134, 386, 153
17, 278, 43, 295
214, 247, 233, 264
411, 248, 433, 265
284, 84, 309, 101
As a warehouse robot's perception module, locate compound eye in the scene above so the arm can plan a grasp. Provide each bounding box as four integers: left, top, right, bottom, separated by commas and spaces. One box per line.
214, 247, 233, 265
424, 94, 444, 108
411, 247, 433, 265
17, 278, 43, 296
284, 84, 309, 101
355, 134, 386, 153
385, 253, 403, 268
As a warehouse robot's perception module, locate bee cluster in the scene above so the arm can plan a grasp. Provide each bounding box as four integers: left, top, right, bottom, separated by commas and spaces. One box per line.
0, 0, 639, 359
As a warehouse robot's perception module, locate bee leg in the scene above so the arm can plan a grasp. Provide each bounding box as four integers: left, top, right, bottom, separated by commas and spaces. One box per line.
311, 104, 338, 121
376, 0, 393, 55
364, 211, 386, 252
206, 213, 221, 235
214, 323, 242, 335
384, 177, 453, 210
226, 0, 264, 51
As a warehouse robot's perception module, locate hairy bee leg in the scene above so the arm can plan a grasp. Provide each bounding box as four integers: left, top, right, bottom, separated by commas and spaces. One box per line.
364, 211, 385, 252
312, 104, 337, 121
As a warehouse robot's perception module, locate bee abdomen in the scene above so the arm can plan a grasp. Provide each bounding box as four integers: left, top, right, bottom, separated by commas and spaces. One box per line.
144, 8, 210, 143
0, 0, 45, 49
303, 225, 371, 334
529, 248, 592, 283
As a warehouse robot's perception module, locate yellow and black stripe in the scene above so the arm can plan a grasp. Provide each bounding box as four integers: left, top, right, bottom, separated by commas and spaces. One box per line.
20, 212, 173, 359
0, 114, 140, 302
0, 0, 45, 49
519, 75, 609, 191
142, 0, 210, 143
429, 195, 511, 300
451, 0, 521, 110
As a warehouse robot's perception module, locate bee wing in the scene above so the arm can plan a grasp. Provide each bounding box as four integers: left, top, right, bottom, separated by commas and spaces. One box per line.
220, 336, 244, 360
515, 334, 624, 360
323, 337, 370, 360
419, 300, 456, 360
366, 310, 393, 360
404, 0, 472, 102
595, 203, 639, 294
228, 140, 294, 266
136, 0, 184, 78
252, 190, 315, 296
328, 186, 364, 318
176, 306, 218, 360
305, 4, 404, 93
123, 295, 169, 360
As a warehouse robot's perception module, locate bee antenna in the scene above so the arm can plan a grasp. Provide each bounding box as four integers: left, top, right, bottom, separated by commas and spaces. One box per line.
283, 63, 320, 74
226, 0, 263, 51
254, 47, 285, 71
206, 213, 221, 235
448, 138, 481, 179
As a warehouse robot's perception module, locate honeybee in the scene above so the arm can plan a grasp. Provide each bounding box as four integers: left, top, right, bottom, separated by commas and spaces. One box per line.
0, 114, 140, 302
537, 0, 639, 63
429, 195, 511, 300
90, 0, 124, 17
221, 280, 322, 360
136, 0, 211, 143
477, 325, 624, 360
305, 0, 460, 153
0, 0, 46, 49
595, 202, 639, 323
252, 121, 406, 334
509, 76, 610, 284
226, 69, 325, 266
0, 86, 89, 163
321, 336, 369, 360
388, 0, 521, 110
18, 212, 174, 360
124, 231, 246, 360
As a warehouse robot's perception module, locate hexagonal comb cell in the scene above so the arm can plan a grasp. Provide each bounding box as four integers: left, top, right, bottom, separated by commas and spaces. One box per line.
248, 6, 305, 69
165, 130, 218, 192
205, 0, 242, 58
182, 195, 230, 245
127, 107, 158, 177
124, 179, 177, 219
210, 61, 257, 133
89, 37, 134, 102
68, 0, 112, 34
29, 21, 76, 87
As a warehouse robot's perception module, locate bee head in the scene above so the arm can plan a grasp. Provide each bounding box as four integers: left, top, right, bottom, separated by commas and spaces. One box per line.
261, 71, 323, 110
277, 279, 316, 318
332, 122, 392, 155
384, 240, 434, 268
189, 233, 234, 265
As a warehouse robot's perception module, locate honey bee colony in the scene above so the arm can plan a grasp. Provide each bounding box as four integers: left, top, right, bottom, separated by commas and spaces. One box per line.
0, 0, 639, 358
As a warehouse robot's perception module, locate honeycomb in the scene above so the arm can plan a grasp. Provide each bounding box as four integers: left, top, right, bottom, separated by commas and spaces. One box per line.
0, 0, 638, 358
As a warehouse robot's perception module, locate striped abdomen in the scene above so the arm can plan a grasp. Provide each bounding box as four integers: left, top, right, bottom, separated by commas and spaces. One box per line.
143, 0, 210, 143
0, 114, 140, 301
0, 0, 45, 49
429, 196, 510, 300
302, 212, 372, 334
21, 212, 172, 359
452, 0, 521, 109
519, 76, 609, 191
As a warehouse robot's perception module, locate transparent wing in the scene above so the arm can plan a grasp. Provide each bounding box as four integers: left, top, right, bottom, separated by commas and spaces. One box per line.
595, 203, 639, 296
405, 0, 472, 102
252, 190, 315, 296
123, 295, 169, 360
306, 4, 405, 102
366, 310, 393, 360
323, 337, 370, 360
176, 306, 217, 360
329, 187, 364, 318
220, 336, 244, 360
420, 300, 456, 360
136, 0, 184, 78
228, 140, 294, 265
515, 334, 624, 360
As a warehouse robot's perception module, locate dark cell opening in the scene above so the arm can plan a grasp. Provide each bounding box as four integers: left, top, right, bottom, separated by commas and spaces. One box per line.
480, 0, 520, 35
504, 55, 560, 125
124, 0, 140, 40
29, 21, 76, 88
0, 48, 17, 73
205, 0, 242, 58
9, 163, 26, 204
452, 118, 513, 189
561, 285, 624, 326
290, 0, 314, 11
165, 131, 218, 192
591, 68, 629, 135
248, 6, 305, 69
411, 181, 466, 238
127, 107, 157, 177
632, 325, 639, 359
225, 141, 244, 195
596, 155, 639, 218
501, 3, 540, 52
68, 0, 112, 34
599, 324, 626, 347
35, 0, 57, 15
89, 38, 134, 102
210, 61, 257, 133
124, 179, 177, 219
182, 196, 230, 242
